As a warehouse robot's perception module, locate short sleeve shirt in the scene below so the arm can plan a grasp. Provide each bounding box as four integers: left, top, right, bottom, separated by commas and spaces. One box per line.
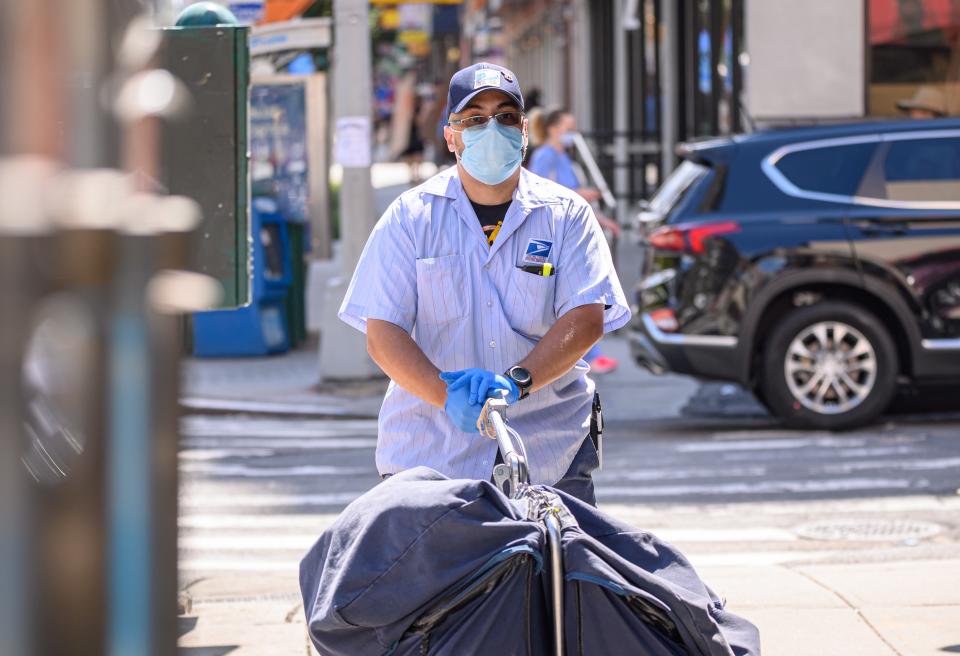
528, 145, 581, 190
338, 166, 631, 485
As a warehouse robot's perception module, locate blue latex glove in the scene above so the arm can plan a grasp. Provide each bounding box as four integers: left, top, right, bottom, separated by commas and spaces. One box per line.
440, 373, 486, 432
440, 368, 520, 405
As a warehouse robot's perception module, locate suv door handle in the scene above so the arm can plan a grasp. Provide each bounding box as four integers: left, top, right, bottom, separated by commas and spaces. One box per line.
856, 221, 908, 236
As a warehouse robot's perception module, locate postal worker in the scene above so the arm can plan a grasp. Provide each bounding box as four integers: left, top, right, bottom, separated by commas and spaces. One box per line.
338, 62, 631, 505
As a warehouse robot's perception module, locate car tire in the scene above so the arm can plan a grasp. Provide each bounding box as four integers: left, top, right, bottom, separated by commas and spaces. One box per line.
760, 301, 899, 430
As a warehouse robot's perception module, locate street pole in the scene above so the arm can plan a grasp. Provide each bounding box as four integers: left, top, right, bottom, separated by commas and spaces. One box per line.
319, 0, 381, 380
613, 0, 630, 226
659, 0, 679, 175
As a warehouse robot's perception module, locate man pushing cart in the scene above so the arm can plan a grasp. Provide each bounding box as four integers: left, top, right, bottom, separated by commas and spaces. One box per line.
338, 62, 630, 505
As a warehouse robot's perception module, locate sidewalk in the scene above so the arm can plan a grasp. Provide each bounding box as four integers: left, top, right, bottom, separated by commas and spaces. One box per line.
183, 561, 960, 656
180, 335, 700, 424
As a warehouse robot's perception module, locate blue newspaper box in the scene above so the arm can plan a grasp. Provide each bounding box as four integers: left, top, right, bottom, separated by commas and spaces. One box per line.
192, 197, 292, 356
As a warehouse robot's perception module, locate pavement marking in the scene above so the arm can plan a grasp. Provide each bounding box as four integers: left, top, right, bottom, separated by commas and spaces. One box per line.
596, 477, 925, 498
599, 495, 960, 519
600, 465, 768, 481
180, 397, 377, 417
179, 559, 299, 572
179, 448, 278, 460
181, 416, 377, 434
180, 534, 323, 551
817, 456, 960, 475
179, 463, 374, 478
180, 437, 378, 450
179, 491, 366, 508
179, 514, 341, 530
675, 437, 872, 452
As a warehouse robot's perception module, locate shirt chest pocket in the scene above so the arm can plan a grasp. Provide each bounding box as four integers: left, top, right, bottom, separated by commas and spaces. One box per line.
415, 255, 467, 324
504, 268, 557, 338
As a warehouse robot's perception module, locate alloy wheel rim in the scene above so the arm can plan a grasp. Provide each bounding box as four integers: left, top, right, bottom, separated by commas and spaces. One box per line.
784, 321, 877, 415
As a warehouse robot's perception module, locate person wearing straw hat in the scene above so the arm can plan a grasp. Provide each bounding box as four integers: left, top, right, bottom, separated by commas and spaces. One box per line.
897, 86, 947, 119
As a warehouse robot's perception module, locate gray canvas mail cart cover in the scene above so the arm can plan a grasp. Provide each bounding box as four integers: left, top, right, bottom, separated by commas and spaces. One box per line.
300, 467, 760, 656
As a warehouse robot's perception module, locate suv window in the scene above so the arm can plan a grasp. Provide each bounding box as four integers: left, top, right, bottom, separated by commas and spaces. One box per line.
880, 138, 960, 203
649, 160, 709, 216
774, 141, 876, 196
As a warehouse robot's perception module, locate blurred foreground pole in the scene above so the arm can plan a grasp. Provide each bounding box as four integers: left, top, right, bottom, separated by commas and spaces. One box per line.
0, 1, 29, 652
0, 3, 211, 656
319, 0, 380, 380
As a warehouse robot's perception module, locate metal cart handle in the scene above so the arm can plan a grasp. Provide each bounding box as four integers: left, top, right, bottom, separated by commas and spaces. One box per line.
477, 392, 529, 498
478, 392, 565, 656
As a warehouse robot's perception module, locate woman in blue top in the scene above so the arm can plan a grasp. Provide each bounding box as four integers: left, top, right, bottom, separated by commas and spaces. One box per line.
528, 108, 621, 374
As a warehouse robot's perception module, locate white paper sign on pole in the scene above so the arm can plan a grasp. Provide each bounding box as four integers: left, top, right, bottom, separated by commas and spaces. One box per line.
334, 116, 372, 169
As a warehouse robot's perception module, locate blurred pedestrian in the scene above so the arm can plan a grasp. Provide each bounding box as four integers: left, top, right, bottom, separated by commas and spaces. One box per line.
338, 63, 631, 505
399, 94, 426, 184
897, 86, 947, 119
528, 108, 621, 375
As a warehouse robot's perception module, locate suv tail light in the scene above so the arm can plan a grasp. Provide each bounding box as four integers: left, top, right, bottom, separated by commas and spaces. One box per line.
648, 221, 741, 254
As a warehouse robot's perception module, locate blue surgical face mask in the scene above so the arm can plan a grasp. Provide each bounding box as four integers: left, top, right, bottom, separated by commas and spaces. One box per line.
559, 132, 575, 148
458, 119, 524, 185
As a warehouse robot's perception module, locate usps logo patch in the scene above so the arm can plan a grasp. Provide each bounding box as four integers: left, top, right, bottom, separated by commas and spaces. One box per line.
474, 68, 501, 89
524, 238, 553, 263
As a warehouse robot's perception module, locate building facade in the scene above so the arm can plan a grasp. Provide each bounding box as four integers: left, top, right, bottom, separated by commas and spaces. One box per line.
462, 0, 960, 213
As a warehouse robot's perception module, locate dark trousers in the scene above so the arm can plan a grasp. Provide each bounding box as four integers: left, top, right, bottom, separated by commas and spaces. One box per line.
551, 435, 600, 506
492, 434, 599, 506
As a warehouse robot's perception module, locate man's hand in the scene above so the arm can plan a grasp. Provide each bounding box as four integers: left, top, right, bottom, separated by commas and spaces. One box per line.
440, 368, 520, 405
440, 372, 486, 432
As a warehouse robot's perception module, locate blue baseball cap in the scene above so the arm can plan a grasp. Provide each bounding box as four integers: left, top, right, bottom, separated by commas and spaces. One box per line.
447, 62, 524, 116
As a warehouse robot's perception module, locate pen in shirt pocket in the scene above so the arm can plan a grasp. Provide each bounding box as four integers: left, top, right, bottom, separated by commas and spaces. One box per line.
518, 262, 557, 277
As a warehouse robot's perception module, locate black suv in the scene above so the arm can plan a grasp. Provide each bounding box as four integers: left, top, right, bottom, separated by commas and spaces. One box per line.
630, 119, 960, 429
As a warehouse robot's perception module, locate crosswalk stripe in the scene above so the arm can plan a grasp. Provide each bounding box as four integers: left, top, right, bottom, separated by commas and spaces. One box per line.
180, 437, 378, 450
596, 478, 922, 498
181, 415, 378, 435
179, 463, 374, 478
179, 491, 365, 508
179, 514, 340, 529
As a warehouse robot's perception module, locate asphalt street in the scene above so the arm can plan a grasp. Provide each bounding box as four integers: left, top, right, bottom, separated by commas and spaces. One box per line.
178, 398, 960, 579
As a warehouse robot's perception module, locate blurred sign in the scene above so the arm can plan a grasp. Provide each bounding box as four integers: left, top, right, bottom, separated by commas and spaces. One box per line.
250, 17, 332, 56
335, 116, 372, 168
262, 0, 315, 22
228, 1, 265, 24
399, 3, 432, 31
398, 30, 431, 57
250, 83, 309, 222
380, 8, 401, 30
370, 0, 462, 4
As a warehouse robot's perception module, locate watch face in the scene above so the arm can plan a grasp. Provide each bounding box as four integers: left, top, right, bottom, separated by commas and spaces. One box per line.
510, 366, 532, 387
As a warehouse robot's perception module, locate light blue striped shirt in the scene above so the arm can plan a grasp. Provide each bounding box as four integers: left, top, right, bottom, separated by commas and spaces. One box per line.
339, 166, 631, 485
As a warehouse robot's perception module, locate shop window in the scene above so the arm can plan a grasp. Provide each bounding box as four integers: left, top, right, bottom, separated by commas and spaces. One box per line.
869, 0, 960, 117
775, 142, 878, 196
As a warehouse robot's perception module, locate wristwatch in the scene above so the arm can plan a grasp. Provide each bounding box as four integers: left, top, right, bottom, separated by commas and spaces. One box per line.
505, 365, 533, 401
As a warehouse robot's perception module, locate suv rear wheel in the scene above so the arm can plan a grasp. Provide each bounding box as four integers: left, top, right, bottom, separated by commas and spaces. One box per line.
760, 301, 899, 429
